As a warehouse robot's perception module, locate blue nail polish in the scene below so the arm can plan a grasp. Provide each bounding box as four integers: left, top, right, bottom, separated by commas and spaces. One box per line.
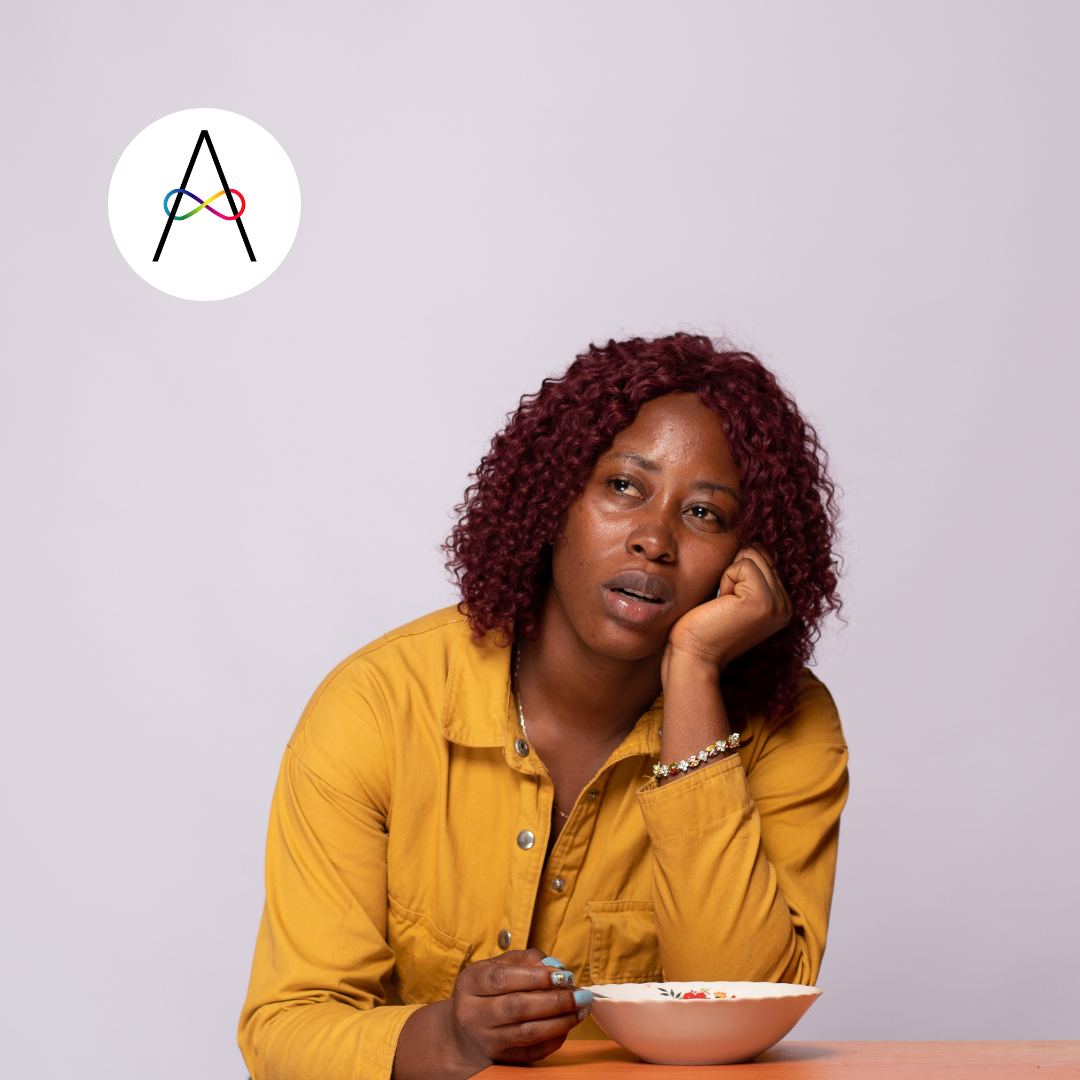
541, 956, 566, 968
550, 970, 574, 987
573, 988, 594, 1007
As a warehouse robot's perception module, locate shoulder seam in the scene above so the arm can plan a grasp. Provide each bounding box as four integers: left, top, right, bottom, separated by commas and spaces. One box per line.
381, 609, 467, 644
291, 610, 466, 740
285, 743, 383, 810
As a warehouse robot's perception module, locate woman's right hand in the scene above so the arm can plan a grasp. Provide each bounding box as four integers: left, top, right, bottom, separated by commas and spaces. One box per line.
392, 949, 593, 1079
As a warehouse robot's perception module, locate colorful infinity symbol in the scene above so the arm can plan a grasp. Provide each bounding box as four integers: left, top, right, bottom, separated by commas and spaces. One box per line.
162, 187, 247, 221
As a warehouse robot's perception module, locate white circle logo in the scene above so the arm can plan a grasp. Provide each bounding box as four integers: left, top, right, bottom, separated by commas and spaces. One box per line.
108, 109, 301, 301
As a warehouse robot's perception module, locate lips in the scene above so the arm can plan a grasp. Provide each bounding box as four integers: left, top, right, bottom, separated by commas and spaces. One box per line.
601, 570, 675, 625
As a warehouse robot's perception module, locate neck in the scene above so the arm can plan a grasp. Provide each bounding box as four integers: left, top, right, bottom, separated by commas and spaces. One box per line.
517, 588, 663, 741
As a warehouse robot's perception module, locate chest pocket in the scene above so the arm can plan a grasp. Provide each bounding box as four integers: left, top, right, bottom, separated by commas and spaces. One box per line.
387, 895, 473, 1004
585, 900, 663, 984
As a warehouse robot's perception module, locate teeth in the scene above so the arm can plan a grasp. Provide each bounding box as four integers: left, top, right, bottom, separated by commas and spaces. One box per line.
620, 588, 656, 601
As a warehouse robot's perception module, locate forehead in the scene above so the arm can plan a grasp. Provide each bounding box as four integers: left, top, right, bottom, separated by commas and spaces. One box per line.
607, 393, 736, 476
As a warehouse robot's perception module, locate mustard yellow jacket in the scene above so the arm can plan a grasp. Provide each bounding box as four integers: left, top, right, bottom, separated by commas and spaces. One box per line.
239, 607, 848, 1080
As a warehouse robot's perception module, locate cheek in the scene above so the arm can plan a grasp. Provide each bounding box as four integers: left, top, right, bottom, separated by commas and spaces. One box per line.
551, 502, 619, 594
669, 531, 747, 609
559, 500, 625, 562
699, 533, 743, 578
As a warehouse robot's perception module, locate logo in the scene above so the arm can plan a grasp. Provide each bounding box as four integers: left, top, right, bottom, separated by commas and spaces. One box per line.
155, 129, 255, 263
109, 109, 301, 301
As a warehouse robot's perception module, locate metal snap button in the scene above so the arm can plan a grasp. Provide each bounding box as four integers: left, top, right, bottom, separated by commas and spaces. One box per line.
588, 791, 598, 800
515, 739, 530, 757
551, 877, 566, 892
517, 829, 535, 850
497, 929, 511, 949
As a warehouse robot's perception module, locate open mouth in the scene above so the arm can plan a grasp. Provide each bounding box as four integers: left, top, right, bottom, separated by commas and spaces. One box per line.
610, 587, 665, 604
601, 571, 675, 624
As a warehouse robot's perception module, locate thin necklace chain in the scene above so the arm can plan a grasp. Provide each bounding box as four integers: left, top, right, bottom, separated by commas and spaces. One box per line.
513, 644, 569, 820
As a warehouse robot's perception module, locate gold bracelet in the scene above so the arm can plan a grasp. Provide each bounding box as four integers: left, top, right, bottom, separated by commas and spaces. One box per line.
652, 732, 740, 779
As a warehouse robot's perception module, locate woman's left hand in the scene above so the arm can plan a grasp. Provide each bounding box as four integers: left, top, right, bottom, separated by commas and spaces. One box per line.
665, 544, 793, 675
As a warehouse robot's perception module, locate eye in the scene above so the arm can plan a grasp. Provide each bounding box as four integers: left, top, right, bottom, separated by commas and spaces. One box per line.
608, 477, 644, 498
684, 504, 725, 528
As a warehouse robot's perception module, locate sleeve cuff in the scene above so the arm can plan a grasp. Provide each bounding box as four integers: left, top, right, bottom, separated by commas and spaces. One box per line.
377, 1003, 426, 1080
636, 752, 752, 841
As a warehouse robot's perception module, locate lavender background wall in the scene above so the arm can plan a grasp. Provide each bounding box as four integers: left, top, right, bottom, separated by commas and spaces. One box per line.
2, 3, 1078, 1077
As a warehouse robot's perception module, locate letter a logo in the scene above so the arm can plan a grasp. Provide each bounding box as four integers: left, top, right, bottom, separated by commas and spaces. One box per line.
109, 109, 301, 301
154, 130, 256, 262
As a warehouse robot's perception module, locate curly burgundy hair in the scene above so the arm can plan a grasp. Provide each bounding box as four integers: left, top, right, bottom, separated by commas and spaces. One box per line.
445, 333, 841, 722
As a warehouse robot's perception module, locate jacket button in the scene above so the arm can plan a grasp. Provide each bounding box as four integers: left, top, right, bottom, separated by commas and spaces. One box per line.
517, 830, 535, 850
551, 877, 566, 892
588, 791, 598, 800
515, 739, 530, 757
497, 929, 512, 949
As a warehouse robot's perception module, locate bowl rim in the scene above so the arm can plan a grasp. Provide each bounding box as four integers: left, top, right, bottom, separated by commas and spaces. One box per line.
584, 980, 824, 1002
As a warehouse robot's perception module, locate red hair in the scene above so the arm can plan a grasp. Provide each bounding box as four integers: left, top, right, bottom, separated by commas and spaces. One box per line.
445, 334, 841, 722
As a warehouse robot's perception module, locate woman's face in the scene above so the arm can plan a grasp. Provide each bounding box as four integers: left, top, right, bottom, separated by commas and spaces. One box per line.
548, 392, 744, 661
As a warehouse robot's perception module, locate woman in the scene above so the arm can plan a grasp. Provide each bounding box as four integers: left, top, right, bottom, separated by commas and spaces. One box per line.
238, 334, 848, 1080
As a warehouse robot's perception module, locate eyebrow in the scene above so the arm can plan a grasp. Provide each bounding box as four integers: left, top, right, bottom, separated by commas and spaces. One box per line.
690, 478, 743, 504
608, 451, 660, 473
605, 451, 744, 505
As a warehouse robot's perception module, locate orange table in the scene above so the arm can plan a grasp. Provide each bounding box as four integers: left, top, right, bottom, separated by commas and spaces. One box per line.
480, 1039, 1080, 1078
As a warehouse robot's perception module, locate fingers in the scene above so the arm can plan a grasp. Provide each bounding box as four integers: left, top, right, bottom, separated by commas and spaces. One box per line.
451, 956, 592, 1067
496, 1034, 570, 1065
463, 957, 571, 997
720, 549, 767, 592
718, 547, 770, 603
489, 987, 586, 1027
488, 948, 549, 965
724, 545, 792, 618
485, 987, 591, 1056
482, 948, 551, 971
749, 542, 775, 569
736, 543, 774, 581
492, 1012, 581, 1054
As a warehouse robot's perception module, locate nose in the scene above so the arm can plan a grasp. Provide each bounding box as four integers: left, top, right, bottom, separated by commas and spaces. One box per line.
625, 509, 676, 563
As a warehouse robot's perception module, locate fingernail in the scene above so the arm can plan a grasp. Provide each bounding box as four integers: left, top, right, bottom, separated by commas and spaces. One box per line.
577, 1005, 591, 1021
550, 970, 574, 987
573, 988, 593, 1007
541, 957, 566, 969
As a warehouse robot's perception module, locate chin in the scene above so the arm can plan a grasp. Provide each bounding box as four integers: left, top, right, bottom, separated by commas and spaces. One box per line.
549, 582, 679, 661
580, 617, 672, 662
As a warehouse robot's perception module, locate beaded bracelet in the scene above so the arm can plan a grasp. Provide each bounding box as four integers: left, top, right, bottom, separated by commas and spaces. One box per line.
652, 732, 740, 779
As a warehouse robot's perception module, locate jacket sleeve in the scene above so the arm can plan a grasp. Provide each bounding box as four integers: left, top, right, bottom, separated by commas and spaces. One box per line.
238, 672, 422, 1080
637, 674, 848, 985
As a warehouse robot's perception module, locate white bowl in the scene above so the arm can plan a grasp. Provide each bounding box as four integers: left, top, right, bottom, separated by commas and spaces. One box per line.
584, 981, 822, 1065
